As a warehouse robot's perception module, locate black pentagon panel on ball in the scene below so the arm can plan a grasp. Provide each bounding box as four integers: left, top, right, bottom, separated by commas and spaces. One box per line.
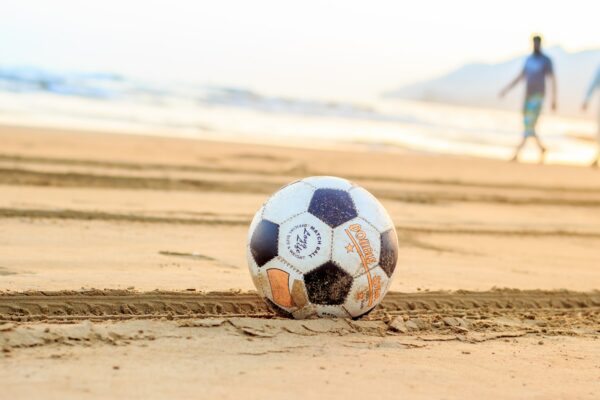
379, 229, 398, 277
250, 219, 279, 267
308, 188, 357, 228
304, 261, 353, 305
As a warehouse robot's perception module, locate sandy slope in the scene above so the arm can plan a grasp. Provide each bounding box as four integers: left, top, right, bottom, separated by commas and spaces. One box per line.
0, 124, 599, 399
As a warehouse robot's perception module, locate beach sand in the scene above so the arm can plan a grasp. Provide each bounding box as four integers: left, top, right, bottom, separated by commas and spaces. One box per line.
1, 124, 599, 399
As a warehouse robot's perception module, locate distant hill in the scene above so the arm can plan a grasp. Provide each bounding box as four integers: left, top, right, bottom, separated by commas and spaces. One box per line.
384, 47, 600, 117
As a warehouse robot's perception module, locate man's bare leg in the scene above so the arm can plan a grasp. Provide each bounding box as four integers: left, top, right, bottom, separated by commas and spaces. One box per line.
532, 135, 547, 163
511, 137, 527, 162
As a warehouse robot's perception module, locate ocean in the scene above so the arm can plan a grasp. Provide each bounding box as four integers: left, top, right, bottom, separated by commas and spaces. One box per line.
0, 66, 596, 165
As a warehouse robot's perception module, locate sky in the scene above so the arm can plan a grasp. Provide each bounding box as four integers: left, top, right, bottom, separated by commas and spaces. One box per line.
1, 0, 599, 100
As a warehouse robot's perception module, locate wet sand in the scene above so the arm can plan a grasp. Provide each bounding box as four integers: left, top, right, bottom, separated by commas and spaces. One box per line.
1, 124, 599, 399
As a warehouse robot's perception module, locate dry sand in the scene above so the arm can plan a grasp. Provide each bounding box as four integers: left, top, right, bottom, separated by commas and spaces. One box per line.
0, 124, 599, 399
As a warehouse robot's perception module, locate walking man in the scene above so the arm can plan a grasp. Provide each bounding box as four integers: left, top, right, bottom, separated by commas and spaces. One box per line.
500, 35, 557, 163
582, 66, 600, 167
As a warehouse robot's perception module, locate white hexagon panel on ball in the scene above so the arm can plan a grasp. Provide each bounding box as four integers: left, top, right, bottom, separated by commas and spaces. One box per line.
343, 265, 391, 318
262, 181, 314, 224
348, 186, 394, 233
277, 212, 333, 274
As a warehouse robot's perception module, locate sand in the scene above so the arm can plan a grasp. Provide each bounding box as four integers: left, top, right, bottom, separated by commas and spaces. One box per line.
1, 124, 599, 399
2, 321, 598, 400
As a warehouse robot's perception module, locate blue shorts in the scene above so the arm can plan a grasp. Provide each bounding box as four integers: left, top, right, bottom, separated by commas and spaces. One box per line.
523, 95, 544, 137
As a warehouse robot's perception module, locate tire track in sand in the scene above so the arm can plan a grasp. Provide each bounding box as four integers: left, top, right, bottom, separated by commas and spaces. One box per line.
3, 153, 600, 194
2, 167, 600, 206
3, 207, 600, 239
1, 290, 598, 323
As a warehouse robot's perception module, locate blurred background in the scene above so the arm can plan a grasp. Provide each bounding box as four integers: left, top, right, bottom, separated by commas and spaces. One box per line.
1, 0, 599, 164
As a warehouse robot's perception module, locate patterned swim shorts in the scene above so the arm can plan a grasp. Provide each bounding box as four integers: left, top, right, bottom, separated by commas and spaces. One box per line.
523, 94, 544, 137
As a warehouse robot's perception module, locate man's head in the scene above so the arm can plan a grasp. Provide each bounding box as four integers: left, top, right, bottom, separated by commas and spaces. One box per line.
532, 35, 542, 54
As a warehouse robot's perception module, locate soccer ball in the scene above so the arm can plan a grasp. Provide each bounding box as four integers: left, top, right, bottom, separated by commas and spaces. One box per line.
247, 176, 398, 319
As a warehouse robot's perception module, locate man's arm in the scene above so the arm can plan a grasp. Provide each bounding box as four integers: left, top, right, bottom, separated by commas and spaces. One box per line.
549, 72, 557, 111
499, 70, 525, 98
582, 68, 600, 111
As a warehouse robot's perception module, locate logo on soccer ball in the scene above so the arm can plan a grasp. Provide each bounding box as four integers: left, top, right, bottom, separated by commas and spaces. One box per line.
285, 223, 322, 260
344, 223, 377, 265
344, 223, 379, 306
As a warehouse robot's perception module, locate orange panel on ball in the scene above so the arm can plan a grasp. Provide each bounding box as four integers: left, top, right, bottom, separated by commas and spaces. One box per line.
267, 268, 294, 307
